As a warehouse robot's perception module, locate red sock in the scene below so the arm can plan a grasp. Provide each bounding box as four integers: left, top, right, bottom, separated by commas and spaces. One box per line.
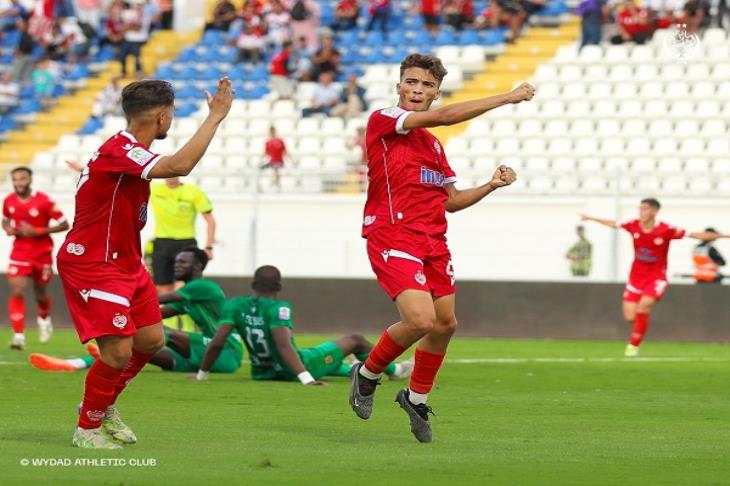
110, 349, 155, 405
363, 330, 408, 375
8, 295, 25, 334
409, 348, 446, 394
630, 312, 650, 346
78, 360, 124, 429
37, 297, 51, 319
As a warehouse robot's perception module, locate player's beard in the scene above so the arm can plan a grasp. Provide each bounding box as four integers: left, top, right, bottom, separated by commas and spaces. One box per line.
14, 185, 31, 197
155, 131, 168, 140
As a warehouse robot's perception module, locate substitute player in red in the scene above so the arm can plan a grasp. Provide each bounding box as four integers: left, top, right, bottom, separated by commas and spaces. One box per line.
348, 53, 534, 442
2, 167, 69, 350
58, 78, 233, 449
581, 198, 724, 357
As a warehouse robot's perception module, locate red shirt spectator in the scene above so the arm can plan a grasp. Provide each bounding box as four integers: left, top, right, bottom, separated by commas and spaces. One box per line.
421, 0, 441, 16
617, 4, 651, 35
270, 48, 292, 76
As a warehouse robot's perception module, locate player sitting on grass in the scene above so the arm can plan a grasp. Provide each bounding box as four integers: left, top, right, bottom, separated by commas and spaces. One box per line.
194, 265, 413, 384
581, 199, 727, 357
29, 247, 243, 374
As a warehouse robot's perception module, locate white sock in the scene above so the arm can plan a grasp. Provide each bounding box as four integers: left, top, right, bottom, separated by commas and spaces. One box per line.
13, 333, 25, 340
387, 363, 402, 376
408, 389, 428, 405
67, 358, 88, 370
359, 364, 381, 380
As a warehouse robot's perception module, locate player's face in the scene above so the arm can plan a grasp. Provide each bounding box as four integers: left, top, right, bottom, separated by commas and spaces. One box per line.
397, 68, 441, 112
11, 171, 31, 196
639, 203, 658, 223
173, 252, 196, 281
155, 105, 174, 140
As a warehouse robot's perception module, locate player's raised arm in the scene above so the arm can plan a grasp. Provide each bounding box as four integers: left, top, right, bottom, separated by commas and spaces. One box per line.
196, 322, 235, 380
687, 230, 726, 241
580, 214, 620, 229
444, 165, 517, 213
148, 78, 234, 179
402, 82, 534, 131
271, 327, 325, 386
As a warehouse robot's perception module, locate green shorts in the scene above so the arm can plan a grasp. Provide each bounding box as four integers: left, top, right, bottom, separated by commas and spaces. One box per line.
169, 333, 243, 373
299, 340, 349, 380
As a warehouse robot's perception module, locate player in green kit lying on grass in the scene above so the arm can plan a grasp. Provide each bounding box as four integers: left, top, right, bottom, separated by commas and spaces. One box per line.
194, 265, 413, 384
29, 247, 244, 374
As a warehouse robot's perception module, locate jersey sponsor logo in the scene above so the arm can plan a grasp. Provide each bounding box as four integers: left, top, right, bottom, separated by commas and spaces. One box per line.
126, 147, 154, 166
363, 215, 376, 226
278, 307, 291, 320
86, 409, 105, 422
637, 247, 657, 263
380, 107, 404, 119
654, 237, 664, 246
414, 270, 427, 285
633, 233, 640, 239
139, 202, 148, 222
420, 167, 446, 187
66, 242, 86, 256
112, 313, 128, 329
29, 208, 39, 217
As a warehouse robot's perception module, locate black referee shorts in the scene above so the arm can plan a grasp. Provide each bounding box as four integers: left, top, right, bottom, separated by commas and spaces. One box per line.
151, 238, 197, 285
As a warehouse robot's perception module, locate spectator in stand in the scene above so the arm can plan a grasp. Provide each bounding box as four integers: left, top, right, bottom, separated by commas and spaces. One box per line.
565, 225, 592, 277
103, 0, 125, 51
646, 0, 682, 30
0, 0, 28, 32
366, 0, 390, 37
291, 35, 314, 81
43, 21, 71, 60
519, 0, 547, 24
205, 0, 237, 32
261, 126, 291, 190
74, 0, 102, 33
91, 75, 123, 118
158, 0, 173, 29
32, 57, 55, 106
236, 0, 264, 40
347, 126, 367, 190
143, 0, 161, 31
264, 0, 292, 50
58, 16, 91, 61
332, 0, 359, 30
236, 22, 265, 63
310, 31, 340, 78
11, 18, 35, 84
680, 0, 710, 32
693, 228, 726, 284
444, 0, 475, 30
475, 1, 523, 42
331, 72, 366, 120
0, 72, 20, 114
577, 0, 608, 47
289, 0, 320, 50
28, 0, 56, 44
269, 40, 295, 99
119, 1, 152, 77
301, 70, 342, 117
420, 0, 441, 34
610, 0, 651, 44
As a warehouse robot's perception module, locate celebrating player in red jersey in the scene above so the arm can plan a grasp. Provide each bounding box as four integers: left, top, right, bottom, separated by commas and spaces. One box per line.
582, 198, 724, 357
2, 167, 69, 350
57, 78, 233, 449
348, 53, 535, 442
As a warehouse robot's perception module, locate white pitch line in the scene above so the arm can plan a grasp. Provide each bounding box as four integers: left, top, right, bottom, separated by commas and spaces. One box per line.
448, 357, 730, 364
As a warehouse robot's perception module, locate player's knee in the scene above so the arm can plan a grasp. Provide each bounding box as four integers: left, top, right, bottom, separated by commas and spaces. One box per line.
407, 313, 437, 335
434, 316, 458, 336
137, 335, 165, 355
350, 334, 369, 347
101, 347, 133, 369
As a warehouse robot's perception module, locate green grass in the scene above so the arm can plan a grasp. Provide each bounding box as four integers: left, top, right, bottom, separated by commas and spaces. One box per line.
2, 330, 730, 485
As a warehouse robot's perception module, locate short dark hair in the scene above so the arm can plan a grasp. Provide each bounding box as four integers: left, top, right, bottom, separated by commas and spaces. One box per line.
252, 265, 282, 294
399, 54, 448, 85
705, 227, 718, 233
121, 80, 175, 117
10, 166, 32, 176
179, 246, 209, 270
641, 198, 661, 209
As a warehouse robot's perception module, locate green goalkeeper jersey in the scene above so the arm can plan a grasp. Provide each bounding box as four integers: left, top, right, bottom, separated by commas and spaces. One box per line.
219, 295, 298, 380
166, 279, 243, 353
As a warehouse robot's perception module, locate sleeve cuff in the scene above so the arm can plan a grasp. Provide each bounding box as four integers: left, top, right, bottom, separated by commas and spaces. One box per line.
395, 111, 412, 135
444, 176, 458, 184
141, 155, 161, 180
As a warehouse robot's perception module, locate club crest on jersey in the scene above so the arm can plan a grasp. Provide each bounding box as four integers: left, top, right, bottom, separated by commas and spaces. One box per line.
420, 167, 445, 187
66, 242, 85, 256
29, 208, 39, 217
363, 215, 376, 226
654, 237, 664, 245
433, 141, 441, 154
126, 147, 154, 166
112, 313, 128, 329
278, 307, 291, 320
414, 270, 427, 285
8, 206, 14, 214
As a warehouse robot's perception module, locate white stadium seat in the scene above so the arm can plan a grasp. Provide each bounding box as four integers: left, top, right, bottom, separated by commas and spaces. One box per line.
687, 177, 713, 194
552, 157, 575, 172
657, 157, 682, 173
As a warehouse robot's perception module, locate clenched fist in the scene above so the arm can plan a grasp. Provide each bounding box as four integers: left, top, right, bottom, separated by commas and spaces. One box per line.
509, 82, 535, 104
490, 165, 517, 189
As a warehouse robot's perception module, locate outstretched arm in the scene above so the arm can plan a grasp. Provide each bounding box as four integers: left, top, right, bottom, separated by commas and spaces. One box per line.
580, 214, 620, 229
271, 327, 325, 386
402, 83, 535, 131
687, 231, 727, 241
148, 78, 234, 178
196, 323, 235, 378
444, 165, 517, 213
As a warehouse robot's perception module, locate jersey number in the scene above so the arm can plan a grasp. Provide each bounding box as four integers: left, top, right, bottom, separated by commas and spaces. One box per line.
244, 328, 271, 361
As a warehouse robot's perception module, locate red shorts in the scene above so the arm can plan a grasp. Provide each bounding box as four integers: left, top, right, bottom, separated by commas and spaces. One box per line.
57, 260, 162, 343
7, 253, 53, 285
623, 275, 668, 303
366, 226, 456, 300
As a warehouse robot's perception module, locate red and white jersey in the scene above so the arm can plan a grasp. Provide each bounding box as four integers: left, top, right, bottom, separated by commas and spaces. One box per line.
621, 219, 686, 280
58, 130, 161, 269
265, 138, 286, 163
362, 107, 457, 238
2, 190, 65, 260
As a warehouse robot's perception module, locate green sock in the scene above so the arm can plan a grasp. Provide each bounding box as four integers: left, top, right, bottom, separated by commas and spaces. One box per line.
82, 355, 95, 367
355, 352, 396, 375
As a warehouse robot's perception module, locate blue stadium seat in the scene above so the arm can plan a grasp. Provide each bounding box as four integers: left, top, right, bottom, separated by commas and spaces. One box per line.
15, 99, 41, 114
177, 48, 196, 63
200, 65, 223, 80
77, 116, 103, 135
411, 30, 433, 45
337, 30, 359, 45
482, 29, 506, 45
64, 64, 90, 81
211, 47, 237, 63
175, 103, 198, 117
0, 31, 20, 47
459, 29, 481, 45
155, 64, 174, 79
365, 30, 386, 46
228, 64, 247, 80
434, 30, 457, 46
176, 84, 200, 99
170, 64, 197, 80
248, 65, 269, 81
202, 30, 224, 46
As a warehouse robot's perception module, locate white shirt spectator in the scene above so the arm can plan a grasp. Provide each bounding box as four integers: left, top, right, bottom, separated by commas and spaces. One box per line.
645, 0, 683, 14
265, 10, 291, 46
237, 31, 265, 50
0, 74, 19, 109
312, 81, 342, 106
122, 7, 151, 42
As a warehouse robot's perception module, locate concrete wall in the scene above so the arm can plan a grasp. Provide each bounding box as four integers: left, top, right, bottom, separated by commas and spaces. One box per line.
3, 277, 728, 342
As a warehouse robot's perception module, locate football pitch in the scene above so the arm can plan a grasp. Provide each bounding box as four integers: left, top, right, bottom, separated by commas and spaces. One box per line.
2, 330, 729, 485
